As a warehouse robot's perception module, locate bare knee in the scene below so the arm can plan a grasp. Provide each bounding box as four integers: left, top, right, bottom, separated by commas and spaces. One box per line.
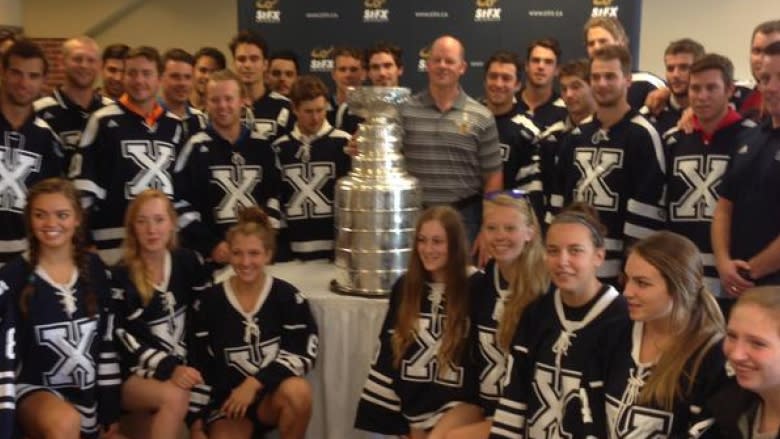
156, 382, 190, 418
276, 377, 312, 416
37, 403, 81, 439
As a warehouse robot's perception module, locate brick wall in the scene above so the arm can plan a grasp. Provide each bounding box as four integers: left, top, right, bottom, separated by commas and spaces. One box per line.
31, 37, 65, 96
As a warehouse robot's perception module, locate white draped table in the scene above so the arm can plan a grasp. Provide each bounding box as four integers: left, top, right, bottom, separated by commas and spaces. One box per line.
265, 260, 392, 439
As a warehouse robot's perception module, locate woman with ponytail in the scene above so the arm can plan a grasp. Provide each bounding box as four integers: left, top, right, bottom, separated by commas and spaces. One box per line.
605, 231, 728, 437
355, 206, 484, 438
188, 206, 318, 439
112, 189, 211, 439
0, 178, 121, 438
448, 191, 549, 438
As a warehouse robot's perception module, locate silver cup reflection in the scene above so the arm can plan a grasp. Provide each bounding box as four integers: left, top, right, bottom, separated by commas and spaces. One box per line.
333, 87, 421, 296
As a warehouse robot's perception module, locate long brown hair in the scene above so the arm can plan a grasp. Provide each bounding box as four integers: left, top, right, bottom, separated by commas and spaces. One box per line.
120, 190, 178, 306
391, 206, 470, 373
484, 195, 548, 351
630, 231, 725, 410
20, 178, 96, 318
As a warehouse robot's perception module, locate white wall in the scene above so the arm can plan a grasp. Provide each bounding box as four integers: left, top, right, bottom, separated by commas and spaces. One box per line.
20, 0, 777, 83
639, 0, 778, 82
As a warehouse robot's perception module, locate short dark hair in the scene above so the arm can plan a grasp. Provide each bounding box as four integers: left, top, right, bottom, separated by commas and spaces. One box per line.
559, 58, 590, 82
102, 43, 129, 62
484, 50, 522, 80
664, 38, 706, 60
126, 46, 163, 75
162, 48, 194, 67
2, 39, 48, 75
591, 45, 631, 76
690, 53, 735, 86
752, 20, 780, 42
289, 74, 329, 105
269, 49, 300, 73
365, 41, 403, 69
229, 30, 268, 59
765, 40, 780, 56
194, 47, 227, 70
332, 46, 364, 67
526, 38, 561, 63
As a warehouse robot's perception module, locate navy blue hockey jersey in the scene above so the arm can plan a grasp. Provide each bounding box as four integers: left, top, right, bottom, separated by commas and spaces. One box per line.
553, 110, 666, 281
628, 72, 666, 111
272, 121, 351, 260
664, 114, 757, 296
174, 126, 282, 258
34, 88, 113, 172
71, 100, 185, 265
0, 284, 15, 439
0, 112, 64, 265
495, 111, 545, 221
246, 91, 294, 141
515, 93, 568, 131
537, 116, 578, 215
470, 260, 544, 417
490, 286, 630, 439
112, 248, 210, 379
604, 322, 727, 439
355, 271, 482, 435
188, 275, 318, 423
327, 96, 363, 135
639, 93, 685, 138
0, 253, 120, 437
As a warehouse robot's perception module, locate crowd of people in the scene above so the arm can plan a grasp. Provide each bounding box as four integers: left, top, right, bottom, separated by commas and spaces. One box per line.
0, 13, 778, 439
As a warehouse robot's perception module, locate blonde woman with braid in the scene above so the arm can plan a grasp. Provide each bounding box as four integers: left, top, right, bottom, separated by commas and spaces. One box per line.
448, 190, 548, 439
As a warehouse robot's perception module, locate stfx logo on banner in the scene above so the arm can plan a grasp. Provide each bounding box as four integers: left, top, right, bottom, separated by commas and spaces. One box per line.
592, 0, 619, 17
255, 0, 281, 23
474, 0, 501, 22
309, 46, 334, 72
363, 0, 389, 22
417, 46, 431, 72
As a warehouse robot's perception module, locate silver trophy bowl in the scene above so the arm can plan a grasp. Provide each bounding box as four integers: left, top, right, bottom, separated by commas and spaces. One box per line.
333, 87, 421, 297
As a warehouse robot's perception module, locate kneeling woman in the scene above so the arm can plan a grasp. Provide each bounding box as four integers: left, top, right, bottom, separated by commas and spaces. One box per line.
606, 231, 727, 437
112, 190, 211, 439
1, 178, 121, 438
355, 206, 483, 438
188, 207, 318, 439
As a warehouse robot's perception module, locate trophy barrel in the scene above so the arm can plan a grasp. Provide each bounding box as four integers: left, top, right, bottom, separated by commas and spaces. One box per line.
332, 87, 420, 297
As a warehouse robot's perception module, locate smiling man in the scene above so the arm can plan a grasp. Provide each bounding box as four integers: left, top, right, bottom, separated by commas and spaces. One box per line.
365, 41, 404, 87
35, 36, 113, 171
483, 50, 544, 221
72, 46, 185, 265
159, 48, 207, 144
0, 39, 64, 264
400, 35, 502, 245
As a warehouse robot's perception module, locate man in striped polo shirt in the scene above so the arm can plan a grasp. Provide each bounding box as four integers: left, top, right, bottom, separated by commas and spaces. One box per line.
400, 35, 503, 245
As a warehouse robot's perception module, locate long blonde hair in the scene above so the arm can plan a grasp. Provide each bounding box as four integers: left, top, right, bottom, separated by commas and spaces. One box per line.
391, 206, 471, 374
631, 231, 725, 410
121, 190, 178, 306
484, 195, 548, 351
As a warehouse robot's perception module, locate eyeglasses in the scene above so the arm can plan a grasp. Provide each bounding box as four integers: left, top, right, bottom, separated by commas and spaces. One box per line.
484, 189, 527, 200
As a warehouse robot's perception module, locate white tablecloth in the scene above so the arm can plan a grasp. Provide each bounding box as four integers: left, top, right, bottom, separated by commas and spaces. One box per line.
265, 260, 391, 439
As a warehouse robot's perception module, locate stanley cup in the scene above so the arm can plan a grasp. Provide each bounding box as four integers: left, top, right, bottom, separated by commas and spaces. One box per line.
333, 87, 421, 297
